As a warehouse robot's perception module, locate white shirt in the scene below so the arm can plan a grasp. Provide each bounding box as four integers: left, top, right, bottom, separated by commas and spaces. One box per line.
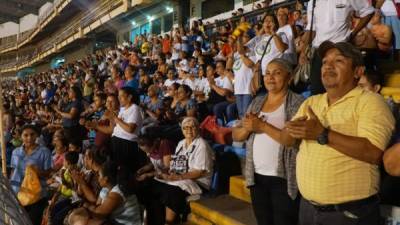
277, 24, 297, 65
112, 104, 142, 142
215, 75, 233, 91
194, 77, 210, 94
171, 43, 181, 60
183, 78, 197, 90
381, 0, 398, 17
247, 33, 288, 75
253, 104, 285, 176
157, 137, 214, 195
271, 0, 286, 5
306, 0, 374, 47
232, 52, 254, 95
164, 79, 176, 88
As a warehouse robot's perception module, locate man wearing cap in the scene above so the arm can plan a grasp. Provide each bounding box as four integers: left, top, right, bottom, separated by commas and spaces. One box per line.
301, 0, 375, 95
282, 41, 395, 225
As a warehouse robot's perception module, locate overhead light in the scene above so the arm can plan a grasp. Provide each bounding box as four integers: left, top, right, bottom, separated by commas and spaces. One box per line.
131, 21, 136, 26
166, 6, 173, 13
147, 15, 154, 21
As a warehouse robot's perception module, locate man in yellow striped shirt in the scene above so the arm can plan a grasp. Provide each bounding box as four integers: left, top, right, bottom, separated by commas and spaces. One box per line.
281, 41, 395, 225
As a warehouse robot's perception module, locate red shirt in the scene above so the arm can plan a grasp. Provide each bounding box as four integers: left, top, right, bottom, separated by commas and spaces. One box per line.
162, 39, 171, 54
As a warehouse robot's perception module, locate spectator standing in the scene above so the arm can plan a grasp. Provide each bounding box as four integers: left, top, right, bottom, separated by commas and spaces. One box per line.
233, 58, 304, 225
285, 41, 395, 225
247, 13, 288, 76
301, 0, 374, 94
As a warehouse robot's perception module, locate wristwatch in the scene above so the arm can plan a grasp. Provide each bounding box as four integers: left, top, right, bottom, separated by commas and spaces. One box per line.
317, 127, 329, 145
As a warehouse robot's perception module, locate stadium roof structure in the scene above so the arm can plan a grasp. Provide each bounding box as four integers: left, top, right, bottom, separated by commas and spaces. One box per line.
0, 0, 48, 24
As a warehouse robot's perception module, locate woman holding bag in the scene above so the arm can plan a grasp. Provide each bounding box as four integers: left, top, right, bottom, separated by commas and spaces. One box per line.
246, 13, 288, 80
233, 58, 304, 225
10, 124, 52, 225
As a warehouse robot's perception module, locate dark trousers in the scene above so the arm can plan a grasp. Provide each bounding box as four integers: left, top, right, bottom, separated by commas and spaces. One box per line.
299, 197, 381, 225
111, 136, 148, 174
310, 50, 325, 95
212, 101, 237, 124
250, 174, 300, 225
24, 198, 48, 225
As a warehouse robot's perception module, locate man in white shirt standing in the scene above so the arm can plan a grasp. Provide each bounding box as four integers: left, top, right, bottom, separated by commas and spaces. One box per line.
300, 0, 375, 95
277, 7, 297, 65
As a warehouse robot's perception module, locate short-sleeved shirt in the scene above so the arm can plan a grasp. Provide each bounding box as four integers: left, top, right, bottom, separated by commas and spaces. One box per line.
247, 33, 288, 75
112, 104, 143, 142
174, 99, 198, 117
157, 137, 214, 195
232, 52, 255, 95
149, 139, 175, 173
294, 87, 395, 204
10, 145, 53, 198
144, 98, 163, 113
62, 100, 83, 127
124, 79, 139, 90
306, 0, 374, 47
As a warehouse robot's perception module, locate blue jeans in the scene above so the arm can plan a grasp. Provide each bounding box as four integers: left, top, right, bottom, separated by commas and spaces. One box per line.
213, 101, 237, 124
236, 94, 253, 118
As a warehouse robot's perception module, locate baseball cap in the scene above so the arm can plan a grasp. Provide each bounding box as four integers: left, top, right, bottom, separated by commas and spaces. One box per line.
318, 41, 364, 67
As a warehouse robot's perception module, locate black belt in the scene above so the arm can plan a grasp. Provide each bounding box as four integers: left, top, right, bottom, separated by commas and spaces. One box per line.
308, 195, 379, 212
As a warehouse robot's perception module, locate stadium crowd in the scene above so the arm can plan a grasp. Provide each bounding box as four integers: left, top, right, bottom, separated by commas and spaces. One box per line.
2, 0, 400, 225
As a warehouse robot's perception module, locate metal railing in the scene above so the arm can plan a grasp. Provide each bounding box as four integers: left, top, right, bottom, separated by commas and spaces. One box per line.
0, 0, 124, 71
0, 0, 69, 52
204, 0, 298, 37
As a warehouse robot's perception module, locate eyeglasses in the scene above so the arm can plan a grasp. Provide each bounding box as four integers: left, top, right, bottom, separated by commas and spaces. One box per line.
182, 126, 196, 130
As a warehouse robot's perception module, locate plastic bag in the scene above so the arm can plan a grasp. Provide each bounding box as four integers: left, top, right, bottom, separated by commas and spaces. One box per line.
17, 165, 42, 206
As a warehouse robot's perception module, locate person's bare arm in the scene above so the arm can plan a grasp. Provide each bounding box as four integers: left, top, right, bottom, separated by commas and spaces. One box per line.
350, 13, 374, 40
86, 192, 123, 219
383, 143, 400, 176
272, 34, 288, 53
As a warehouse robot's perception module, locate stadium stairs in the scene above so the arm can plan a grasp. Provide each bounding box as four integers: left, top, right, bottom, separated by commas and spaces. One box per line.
380, 61, 400, 102
185, 143, 256, 225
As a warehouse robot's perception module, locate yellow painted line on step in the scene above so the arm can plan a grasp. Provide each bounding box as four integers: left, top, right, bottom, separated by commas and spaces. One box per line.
188, 213, 214, 225
190, 202, 246, 225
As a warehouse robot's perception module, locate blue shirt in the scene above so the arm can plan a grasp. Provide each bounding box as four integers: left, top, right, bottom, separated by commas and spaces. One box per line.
62, 100, 83, 127
124, 79, 139, 90
10, 145, 52, 198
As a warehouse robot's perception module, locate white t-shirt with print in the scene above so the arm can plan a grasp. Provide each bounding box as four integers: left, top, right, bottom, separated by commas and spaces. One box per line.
112, 104, 143, 142
194, 77, 210, 94
232, 52, 255, 95
215, 75, 233, 92
157, 137, 214, 195
247, 33, 288, 75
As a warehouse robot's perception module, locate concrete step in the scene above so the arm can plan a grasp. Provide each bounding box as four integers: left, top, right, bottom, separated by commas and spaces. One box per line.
190, 195, 257, 225
229, 176, 251, 203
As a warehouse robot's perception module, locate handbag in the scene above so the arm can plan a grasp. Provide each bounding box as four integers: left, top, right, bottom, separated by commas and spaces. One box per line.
251, 35, 274, 95
17, 165, 42, 206
200, 115, 232, 144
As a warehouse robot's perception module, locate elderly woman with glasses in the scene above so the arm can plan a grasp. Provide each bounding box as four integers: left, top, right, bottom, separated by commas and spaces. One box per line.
149, 117, 214, 225
233, 58, 304, 225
